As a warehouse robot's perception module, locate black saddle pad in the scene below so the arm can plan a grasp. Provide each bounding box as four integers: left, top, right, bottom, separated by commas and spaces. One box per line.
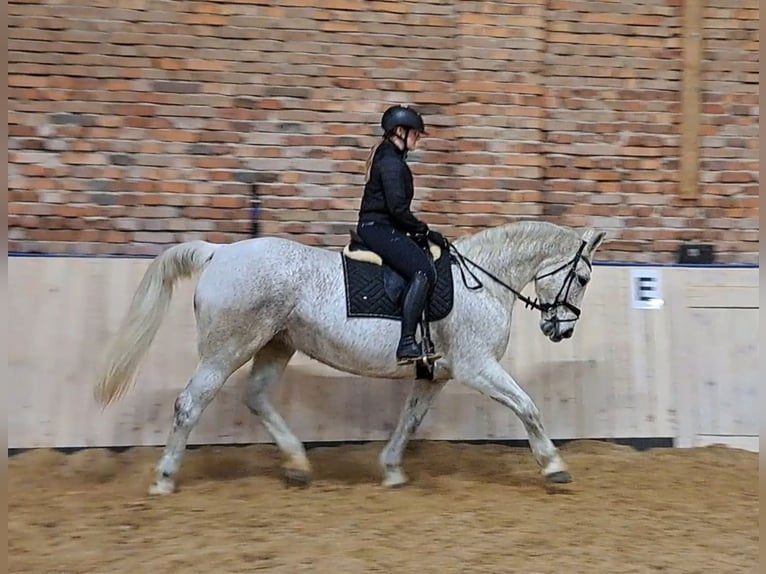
341, 248, 454, 321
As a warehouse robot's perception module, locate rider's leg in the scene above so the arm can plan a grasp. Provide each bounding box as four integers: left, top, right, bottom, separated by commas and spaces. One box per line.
356, 223, 436, 362
396, 269, 430, 362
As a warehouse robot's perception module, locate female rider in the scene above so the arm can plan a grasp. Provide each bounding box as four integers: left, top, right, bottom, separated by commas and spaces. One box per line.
355, 104, 448, 364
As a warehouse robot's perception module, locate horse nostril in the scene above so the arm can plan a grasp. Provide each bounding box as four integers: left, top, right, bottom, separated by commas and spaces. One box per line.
562, 328, 574, 339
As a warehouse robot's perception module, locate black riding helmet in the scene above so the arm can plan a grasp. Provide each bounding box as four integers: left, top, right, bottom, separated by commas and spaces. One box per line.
381, 104, 427, 136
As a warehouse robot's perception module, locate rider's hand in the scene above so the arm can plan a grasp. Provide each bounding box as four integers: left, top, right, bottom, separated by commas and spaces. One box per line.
412, 230, 429, 247
427, 229, 449, 249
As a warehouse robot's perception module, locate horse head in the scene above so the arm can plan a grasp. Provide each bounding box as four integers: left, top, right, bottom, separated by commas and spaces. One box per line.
533, 228, 606, 342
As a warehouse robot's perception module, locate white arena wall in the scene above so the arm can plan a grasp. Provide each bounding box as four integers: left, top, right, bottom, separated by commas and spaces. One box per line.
8, 255, 759, 452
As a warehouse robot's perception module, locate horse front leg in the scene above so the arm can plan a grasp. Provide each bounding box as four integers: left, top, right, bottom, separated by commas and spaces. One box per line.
459, 360, 571, 484
379, 378, 447, 487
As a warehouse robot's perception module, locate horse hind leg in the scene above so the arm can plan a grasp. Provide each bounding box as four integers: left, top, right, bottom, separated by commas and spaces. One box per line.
242, 336, 312, 487
150, 327, 280, 495
149, 358, 243, 495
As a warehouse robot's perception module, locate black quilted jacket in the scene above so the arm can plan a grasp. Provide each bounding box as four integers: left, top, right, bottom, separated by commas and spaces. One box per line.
357, 139, 428, 236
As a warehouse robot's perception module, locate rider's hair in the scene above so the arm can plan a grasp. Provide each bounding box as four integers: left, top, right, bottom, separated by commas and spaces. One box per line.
365, 128, 407, 183
364, 139, 383, 183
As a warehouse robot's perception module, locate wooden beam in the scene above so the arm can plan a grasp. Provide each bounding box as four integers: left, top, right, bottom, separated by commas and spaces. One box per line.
679, 0, 704, 198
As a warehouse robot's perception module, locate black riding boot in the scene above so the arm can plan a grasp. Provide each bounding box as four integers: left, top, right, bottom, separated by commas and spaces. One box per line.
396, 270, 430, 363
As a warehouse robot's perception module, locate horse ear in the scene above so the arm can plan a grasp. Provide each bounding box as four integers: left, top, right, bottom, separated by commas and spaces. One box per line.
583, 229, 606, 254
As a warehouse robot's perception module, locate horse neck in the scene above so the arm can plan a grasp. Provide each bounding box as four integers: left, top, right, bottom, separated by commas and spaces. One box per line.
457, 224, 576, 301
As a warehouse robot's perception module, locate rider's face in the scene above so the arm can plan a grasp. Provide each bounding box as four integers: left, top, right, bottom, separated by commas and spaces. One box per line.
394, 127, 422, 150
406, 130, 421, 150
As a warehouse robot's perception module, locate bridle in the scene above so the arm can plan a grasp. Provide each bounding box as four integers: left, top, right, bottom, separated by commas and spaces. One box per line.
447, 239, 591, 324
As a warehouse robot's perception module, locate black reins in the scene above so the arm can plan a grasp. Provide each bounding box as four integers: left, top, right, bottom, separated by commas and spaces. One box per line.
446, 239, 591, 321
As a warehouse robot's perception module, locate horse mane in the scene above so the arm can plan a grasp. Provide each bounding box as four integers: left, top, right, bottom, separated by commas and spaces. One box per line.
454, 220, 582, 262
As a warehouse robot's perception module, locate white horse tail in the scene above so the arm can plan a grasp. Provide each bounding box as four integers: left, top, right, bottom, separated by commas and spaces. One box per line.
94, 240, 220, 407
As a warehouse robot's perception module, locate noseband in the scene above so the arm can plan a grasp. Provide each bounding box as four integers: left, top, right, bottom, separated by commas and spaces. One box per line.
448, 240, 591, 323
532, 240, 591, 324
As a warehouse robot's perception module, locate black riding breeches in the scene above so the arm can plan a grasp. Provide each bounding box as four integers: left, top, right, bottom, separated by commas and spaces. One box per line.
356, 221, 436, 288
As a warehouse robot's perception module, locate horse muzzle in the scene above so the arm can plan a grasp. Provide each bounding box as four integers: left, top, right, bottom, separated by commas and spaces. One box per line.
540, 318, 575, 342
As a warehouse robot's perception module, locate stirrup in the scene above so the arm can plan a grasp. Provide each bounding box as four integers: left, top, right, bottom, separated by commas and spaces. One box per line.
418, 314, 439, 365
397, 350, 441, 367
396, 336, 422, 365
415, 350, 439, 381
396, 349, 425, 366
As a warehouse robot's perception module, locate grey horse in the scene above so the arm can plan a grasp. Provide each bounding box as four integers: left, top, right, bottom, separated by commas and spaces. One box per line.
94, 219, 605, 495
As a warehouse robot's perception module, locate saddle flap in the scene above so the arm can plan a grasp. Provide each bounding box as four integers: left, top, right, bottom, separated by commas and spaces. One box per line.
383, 268, 407, 304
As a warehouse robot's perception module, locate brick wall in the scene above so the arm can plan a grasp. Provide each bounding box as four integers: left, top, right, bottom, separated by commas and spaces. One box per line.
8, 0, 759, 263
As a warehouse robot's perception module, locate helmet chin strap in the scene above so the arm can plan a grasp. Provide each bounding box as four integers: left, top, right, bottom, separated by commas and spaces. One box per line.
390, 128, 411, 158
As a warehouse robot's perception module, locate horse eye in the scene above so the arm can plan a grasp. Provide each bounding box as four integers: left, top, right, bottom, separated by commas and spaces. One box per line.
577, 275, 589, 287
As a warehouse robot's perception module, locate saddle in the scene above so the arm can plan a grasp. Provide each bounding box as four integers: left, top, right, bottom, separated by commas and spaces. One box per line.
341, 229, 455, 379
343, 228, 443, 265
340, 229, 455, 323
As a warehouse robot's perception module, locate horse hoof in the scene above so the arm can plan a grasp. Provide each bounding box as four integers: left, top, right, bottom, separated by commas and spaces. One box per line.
149, 478, 175, 496
381, 467, 409, 488
283, 468, 312, 488
545, 470, 572, 484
